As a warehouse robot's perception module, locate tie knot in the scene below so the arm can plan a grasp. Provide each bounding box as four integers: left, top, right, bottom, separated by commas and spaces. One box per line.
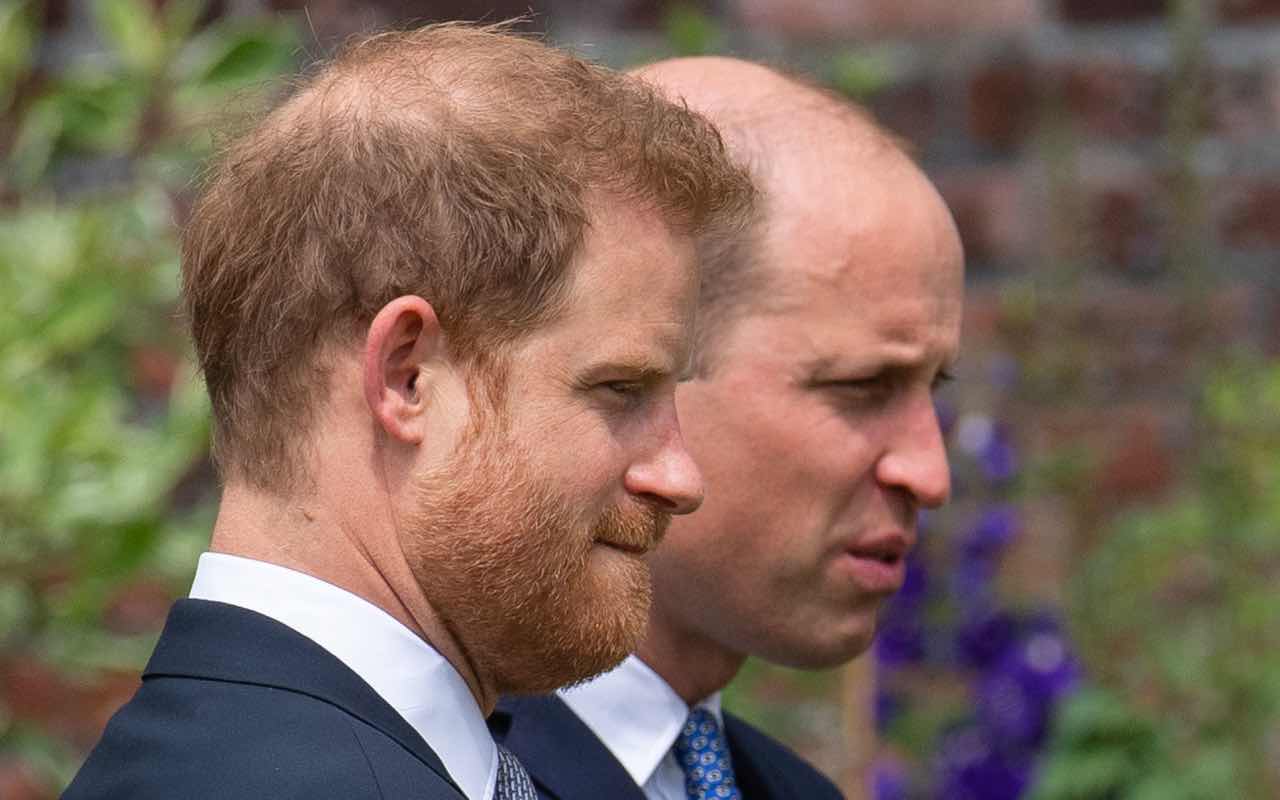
674, 708, 741, 800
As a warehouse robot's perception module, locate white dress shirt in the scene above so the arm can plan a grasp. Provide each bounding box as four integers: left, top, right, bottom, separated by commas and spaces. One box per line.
559, 655, 724, 800
189, 552, 498, 800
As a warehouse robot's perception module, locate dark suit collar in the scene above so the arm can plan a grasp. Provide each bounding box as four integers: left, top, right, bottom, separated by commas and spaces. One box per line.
723, 712, 782, 798
492, 695, 647, 800
146, 598, 463, 796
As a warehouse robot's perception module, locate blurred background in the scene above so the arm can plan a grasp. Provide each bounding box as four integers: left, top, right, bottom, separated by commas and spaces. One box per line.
1, 1, 1278, 798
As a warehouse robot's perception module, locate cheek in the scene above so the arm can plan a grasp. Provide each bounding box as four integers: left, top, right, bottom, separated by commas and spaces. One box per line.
514, 415, 626, 503
691, 397, 860, 515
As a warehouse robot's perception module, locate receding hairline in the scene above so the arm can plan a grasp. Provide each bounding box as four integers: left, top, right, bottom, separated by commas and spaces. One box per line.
628, 57, 918, 375
631, 57, 909, 178
267, 28, 564, 151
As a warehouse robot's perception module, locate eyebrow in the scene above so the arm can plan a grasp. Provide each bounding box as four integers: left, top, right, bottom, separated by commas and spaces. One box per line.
579, 354, 675, 384
804, 353, 958, 380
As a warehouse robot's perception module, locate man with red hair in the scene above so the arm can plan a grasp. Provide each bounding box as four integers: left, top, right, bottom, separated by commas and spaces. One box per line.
65, 27, 752, 800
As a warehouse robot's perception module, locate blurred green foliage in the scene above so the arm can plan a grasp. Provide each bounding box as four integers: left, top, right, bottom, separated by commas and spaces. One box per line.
661, 3, 725, 57
0, 0, 296, 790
1033, 358, 1280, 799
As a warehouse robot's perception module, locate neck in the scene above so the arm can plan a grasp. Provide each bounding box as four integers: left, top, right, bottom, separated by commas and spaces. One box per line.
634, 611, 746, 706
209, 480, 499, 714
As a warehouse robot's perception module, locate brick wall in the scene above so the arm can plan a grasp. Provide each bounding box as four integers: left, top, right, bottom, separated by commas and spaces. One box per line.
12, 2, 1278, 797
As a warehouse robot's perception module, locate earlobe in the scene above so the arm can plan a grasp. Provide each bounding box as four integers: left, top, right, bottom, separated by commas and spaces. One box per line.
363, 295, 443, 445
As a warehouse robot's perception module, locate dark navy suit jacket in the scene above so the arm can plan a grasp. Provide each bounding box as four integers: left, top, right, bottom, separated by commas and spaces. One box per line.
491, 694, 844, 799
64, 599, 466, 800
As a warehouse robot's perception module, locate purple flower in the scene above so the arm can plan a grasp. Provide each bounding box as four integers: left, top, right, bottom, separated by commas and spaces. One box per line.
873, 758, 909, 800
949, 555, 998, 610
876, 614, 926, 666
955, 606, 1020, 670
896, 550, 930, 606
980, 425, 1019, 484
877, 552, 930, 666
935, 725, 1030, 800
975, 624, 1079, 749
962, 506, 1020, 560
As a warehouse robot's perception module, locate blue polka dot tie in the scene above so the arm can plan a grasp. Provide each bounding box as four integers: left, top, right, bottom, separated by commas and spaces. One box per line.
674, 708, 743, 800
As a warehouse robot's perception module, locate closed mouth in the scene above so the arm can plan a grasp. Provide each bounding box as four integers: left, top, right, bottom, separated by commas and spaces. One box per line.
596, 539, 649, 555
845, 531, 911, 564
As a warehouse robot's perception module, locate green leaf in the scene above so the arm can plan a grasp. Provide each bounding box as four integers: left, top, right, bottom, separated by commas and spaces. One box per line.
6, 96, 64, 187
827, 50, 896, 100
0, 0, 36, 110
178, 22, 296, 90
662, 3, 724, 57
94, 0, 165, 74
52, 76, 147, 153
161, 0, 207, 44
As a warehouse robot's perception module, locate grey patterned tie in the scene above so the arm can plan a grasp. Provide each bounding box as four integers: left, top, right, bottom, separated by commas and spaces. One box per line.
495, 744, 538, 800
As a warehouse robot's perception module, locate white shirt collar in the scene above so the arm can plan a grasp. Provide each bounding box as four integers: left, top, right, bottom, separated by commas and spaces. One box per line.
189, 552, 498, 800
558, 654, 722, 788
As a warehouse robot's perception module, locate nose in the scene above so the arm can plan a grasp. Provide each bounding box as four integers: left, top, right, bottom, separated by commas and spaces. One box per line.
875, 391, 951, 509
623, 405, 704, 515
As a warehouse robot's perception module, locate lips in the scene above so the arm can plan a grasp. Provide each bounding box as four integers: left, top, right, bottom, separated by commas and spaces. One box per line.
596, 539, 651, 555
840, 530, 913, 594
847, 530, 911, 563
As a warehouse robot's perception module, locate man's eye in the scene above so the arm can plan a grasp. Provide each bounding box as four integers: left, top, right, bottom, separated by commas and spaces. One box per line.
600, 381, 646, 398
835, 377, 885, 392
932, 369, 956, 391
827, 377, 893, 406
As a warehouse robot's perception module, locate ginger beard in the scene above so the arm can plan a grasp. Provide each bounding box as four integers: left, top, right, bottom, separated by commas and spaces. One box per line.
403, 412, 670, 695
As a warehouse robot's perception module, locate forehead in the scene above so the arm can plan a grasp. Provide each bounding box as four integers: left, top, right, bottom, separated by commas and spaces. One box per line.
737, 148, 964, 363
513, 197, 699, 372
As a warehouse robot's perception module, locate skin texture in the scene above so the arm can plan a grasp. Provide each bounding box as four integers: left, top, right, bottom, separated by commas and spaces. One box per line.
632, 58, 965, 704
209, 196, 703, 714
404, 197, 704, 697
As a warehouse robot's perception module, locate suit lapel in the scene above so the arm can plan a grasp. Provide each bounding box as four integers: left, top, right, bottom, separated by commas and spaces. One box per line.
146, 599, 462, 796
492, 695, 648, 800
725, 713, 784, 800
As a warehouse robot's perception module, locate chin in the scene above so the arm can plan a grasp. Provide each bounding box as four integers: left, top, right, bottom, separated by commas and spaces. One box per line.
494, 559, 653, 695
758, 620, 880, 670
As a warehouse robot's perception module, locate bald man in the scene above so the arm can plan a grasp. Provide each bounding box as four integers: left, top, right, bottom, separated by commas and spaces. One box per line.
490, 58, 964, 800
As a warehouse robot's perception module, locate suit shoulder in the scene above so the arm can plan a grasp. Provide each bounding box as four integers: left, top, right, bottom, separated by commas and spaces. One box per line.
66, 676, 461, 800
724, 712, 844, 799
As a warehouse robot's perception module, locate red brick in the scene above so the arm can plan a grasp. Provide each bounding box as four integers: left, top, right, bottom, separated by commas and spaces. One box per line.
130, 346, 178, 398
1220, 180, 1280, 248
1057, 0, 1167, 24
77, 672, 142, 748
1088, 182, 1165, 274
1, 657, 66, 726
0, 657, 141, 745
1207, 66, 1279, 139
967, 56, 1037, 151
731, 0, 1035, 39
103, 580, 175, 636
936, 169, 1028, 267
1057, 61, 1165, 139
960, 289, 1004, 341
1219, 0, 1280, 22
1099, 412, 1176, 502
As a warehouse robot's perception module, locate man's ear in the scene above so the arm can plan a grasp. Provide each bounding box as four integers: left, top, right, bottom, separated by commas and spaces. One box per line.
363, 295, 445, 445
